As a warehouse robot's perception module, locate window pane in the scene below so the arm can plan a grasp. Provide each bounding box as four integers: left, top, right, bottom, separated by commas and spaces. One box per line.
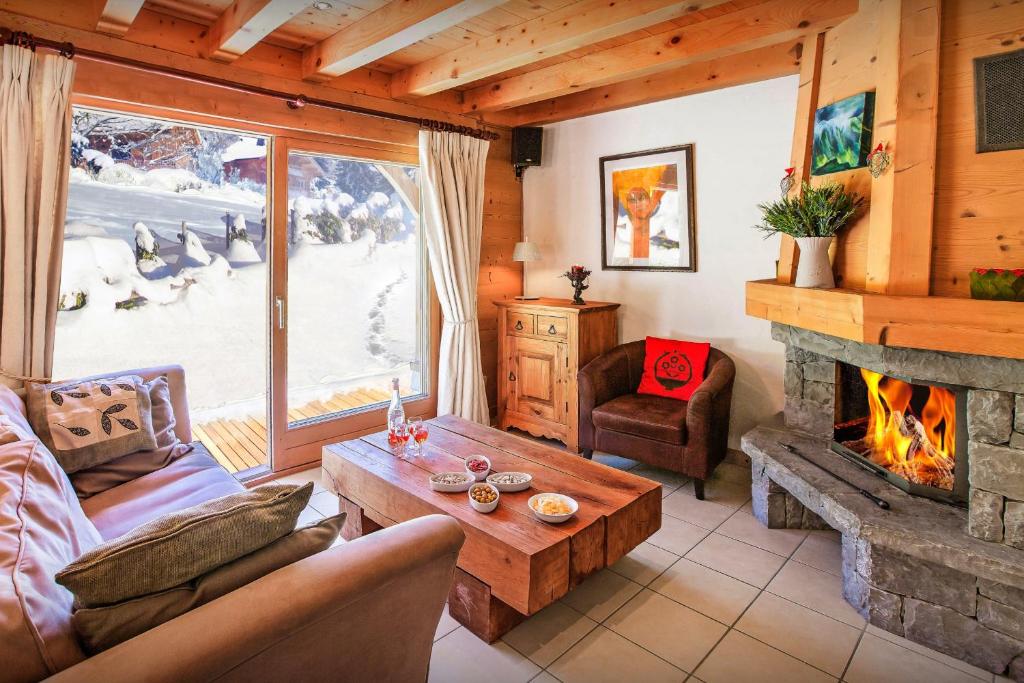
286, 153, 425, 425
54, 108, 269, 475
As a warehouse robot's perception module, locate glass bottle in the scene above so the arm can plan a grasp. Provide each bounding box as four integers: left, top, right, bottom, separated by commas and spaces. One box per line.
387, 377, 405, 435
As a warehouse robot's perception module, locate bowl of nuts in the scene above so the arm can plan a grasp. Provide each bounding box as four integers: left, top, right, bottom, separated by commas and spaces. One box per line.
468, 483, 499, 513
465, 455, 491, 481
486, 471, 533, 493
429, 472, 474, 492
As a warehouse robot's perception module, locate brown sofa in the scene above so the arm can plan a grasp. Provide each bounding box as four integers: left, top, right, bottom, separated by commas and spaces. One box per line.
578, 341, 735, 499
0, 365, 464, 683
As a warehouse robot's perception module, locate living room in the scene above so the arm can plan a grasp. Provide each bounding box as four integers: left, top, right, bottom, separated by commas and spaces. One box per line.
1, 1, 1022, 682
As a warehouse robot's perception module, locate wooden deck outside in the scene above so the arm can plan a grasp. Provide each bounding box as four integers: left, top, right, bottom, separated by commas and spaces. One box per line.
194, 387, 392, 474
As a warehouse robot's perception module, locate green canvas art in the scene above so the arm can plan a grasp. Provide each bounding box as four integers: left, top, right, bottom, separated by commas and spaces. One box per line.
811, 92, 875, 176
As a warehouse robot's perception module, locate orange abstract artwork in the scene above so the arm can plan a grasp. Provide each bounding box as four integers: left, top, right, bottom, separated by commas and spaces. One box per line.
601, 145, 695, 271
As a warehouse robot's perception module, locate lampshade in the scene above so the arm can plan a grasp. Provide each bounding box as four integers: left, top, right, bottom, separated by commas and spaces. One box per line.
512, 241, 541, 262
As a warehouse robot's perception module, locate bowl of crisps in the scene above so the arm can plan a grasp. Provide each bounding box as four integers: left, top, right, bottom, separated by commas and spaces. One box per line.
528, 493, 578, 523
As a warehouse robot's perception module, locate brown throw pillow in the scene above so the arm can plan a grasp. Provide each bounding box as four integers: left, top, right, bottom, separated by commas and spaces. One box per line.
72, 513, 345, 653
56, 482, 313, 607
26, 375, 158, 474
70, 376, 194, 498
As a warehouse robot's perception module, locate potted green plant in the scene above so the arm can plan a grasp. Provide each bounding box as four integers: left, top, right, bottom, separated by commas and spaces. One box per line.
755, 181, 864, 288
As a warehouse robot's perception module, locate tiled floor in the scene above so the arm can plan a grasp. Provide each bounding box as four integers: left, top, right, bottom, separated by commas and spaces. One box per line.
271, 456, 1003, 683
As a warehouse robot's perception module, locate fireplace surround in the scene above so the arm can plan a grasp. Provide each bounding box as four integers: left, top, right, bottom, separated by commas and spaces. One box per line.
742, 323, 1024, 679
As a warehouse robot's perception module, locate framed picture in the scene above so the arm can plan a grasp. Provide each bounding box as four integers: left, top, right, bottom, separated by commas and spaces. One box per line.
600, 144, 696, 272
811, 91, 876, 175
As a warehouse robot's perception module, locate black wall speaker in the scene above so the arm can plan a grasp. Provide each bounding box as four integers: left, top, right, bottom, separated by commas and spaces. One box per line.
512, 127, 543, 167
974, 48, 1024, 153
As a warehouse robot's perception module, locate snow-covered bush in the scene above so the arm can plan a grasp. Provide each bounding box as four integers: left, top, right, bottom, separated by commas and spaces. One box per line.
142, 168, 208, 194
304, 207, 352, 244
134, 221, 160, 261
97, 162, 144, 186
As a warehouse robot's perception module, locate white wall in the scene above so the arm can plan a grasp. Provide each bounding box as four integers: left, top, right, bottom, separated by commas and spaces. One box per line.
523, 76, 798, 447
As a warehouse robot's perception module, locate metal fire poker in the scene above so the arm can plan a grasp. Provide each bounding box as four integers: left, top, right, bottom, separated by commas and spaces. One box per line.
781, 443, 891, 510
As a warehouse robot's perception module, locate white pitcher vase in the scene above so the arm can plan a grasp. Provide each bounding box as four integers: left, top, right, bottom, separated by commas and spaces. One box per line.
794, 236, 835, 289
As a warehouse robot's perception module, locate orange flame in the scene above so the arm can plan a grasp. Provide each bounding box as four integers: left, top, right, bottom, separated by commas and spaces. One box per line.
859, 368, 956, 490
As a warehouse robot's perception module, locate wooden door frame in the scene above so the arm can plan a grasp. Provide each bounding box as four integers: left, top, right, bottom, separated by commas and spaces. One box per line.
270, 136, 440, 472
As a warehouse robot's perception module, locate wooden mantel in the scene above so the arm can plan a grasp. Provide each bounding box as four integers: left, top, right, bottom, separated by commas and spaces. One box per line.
746, 280, 1024, 361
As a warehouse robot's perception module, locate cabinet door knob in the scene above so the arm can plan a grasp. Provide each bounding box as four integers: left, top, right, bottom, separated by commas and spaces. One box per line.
548, 324, 557, 335
514, 320, 523, 331
509, 371, 517, 381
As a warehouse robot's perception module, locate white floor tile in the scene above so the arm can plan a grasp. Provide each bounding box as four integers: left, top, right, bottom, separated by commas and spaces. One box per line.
680, 478, 751, 510
735, 592, 861, 677
608, 542, 680, 586
548, 626, 686, 683
429, 627, 541, 683
308, 490, 339, 516
559, 569, 642, 622
766, 560, 865, 628
606, 589, 727, 673
685, 533, 787, 588
865, 626, 992, 681
434, 605, 460, 641
649, 558, 760, 625
845, 633, 982, 683
271, 466, 327, 492
791, 530, 843, 576
712, 461, 753, 486
716, 502, 809, 557
662, 489, 737, 531
647, 513, 711, 556
694, 630, 835, 683
529, 672, 562, 683
629, 464, 691, 493
501, 602, 597, 668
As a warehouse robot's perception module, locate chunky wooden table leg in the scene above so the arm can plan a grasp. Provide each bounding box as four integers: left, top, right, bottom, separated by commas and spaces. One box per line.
447, 568, 526, 643
336, 494, 383, 541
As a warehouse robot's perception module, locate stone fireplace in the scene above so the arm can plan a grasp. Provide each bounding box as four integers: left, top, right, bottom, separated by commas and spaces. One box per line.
742, 323, 1024, 679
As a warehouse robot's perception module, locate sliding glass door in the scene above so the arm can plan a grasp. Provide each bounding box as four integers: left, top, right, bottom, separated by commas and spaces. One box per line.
54, 108, 271, 477
54, 111, 435, 476
269, 138, 435, 470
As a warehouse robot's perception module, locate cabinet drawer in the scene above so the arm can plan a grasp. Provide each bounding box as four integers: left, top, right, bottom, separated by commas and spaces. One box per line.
537, 315, 568, 339
507, 310, 535, 336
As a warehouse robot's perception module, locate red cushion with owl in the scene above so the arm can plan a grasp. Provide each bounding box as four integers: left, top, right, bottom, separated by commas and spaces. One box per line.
637, 337, 710, 402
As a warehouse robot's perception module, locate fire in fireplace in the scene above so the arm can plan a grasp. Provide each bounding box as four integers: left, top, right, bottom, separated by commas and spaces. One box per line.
832, 363, 968, 506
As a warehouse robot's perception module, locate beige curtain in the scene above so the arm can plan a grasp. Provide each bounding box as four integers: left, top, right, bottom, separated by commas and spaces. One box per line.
419, 130, 490, 423
0, 45, 76, 389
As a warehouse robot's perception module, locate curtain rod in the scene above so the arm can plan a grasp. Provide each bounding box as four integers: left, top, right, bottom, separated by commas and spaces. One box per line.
1, 28, 500, 141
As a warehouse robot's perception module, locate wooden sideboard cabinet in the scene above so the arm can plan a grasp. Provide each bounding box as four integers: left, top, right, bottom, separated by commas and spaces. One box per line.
494, 298, 619, 453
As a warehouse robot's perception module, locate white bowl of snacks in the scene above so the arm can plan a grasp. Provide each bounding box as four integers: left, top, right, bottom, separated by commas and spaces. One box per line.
465, 455, 491, 481
429, 471, 474, 492
468, 483, 499, 513
528, 493, 578, 523
486, 471, 533, 493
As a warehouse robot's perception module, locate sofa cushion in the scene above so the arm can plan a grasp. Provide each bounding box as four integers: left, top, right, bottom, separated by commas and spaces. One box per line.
72, 513, 346, 653
0, 438, 102, 683
57, 482, 313, 607
70, 376, 194, 499
592, 393, 688, 445
26, 375, 158, 474
81, 447, 243, 540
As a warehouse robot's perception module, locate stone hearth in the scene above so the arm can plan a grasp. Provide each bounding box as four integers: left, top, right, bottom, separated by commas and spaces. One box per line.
741, 324, 1024, 680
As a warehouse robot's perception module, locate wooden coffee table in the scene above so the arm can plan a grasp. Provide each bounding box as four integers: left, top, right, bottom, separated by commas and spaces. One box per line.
321, 415, 661, 642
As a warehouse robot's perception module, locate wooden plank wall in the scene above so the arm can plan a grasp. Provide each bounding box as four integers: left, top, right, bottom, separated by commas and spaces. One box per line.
479, 132, 524, 416
802, 0, 1024, 296
931, 0, 1024, 297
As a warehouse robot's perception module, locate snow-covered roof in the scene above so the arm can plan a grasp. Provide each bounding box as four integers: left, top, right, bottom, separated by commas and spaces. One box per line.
222, 137, 266, 163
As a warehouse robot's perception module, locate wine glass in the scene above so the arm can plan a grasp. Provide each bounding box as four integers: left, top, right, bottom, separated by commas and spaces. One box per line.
407, 417, 428, 455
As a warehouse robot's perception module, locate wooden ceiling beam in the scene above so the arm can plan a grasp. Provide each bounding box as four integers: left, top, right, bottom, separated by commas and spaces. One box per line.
390, 0, 733, 99
301, 0, 504, 81
502, 40, 803, 127
205, 0, 313, 63
96, 0, 145, 36
461, 0, 857, 112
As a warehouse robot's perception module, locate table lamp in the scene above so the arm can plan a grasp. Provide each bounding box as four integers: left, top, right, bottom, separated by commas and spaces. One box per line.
512, 239, 541, 300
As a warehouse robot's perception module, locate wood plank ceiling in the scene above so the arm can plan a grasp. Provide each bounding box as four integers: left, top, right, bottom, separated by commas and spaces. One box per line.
64, 0, 858, 125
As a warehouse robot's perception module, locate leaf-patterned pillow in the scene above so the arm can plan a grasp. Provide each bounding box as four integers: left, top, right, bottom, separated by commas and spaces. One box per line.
26, 375, 158, 474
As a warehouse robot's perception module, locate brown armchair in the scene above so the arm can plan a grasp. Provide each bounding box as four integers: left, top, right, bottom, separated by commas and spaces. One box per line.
578, 341, 735, 499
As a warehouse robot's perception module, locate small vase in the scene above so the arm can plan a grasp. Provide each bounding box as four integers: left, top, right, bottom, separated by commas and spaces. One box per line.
794, 236, 835, 289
